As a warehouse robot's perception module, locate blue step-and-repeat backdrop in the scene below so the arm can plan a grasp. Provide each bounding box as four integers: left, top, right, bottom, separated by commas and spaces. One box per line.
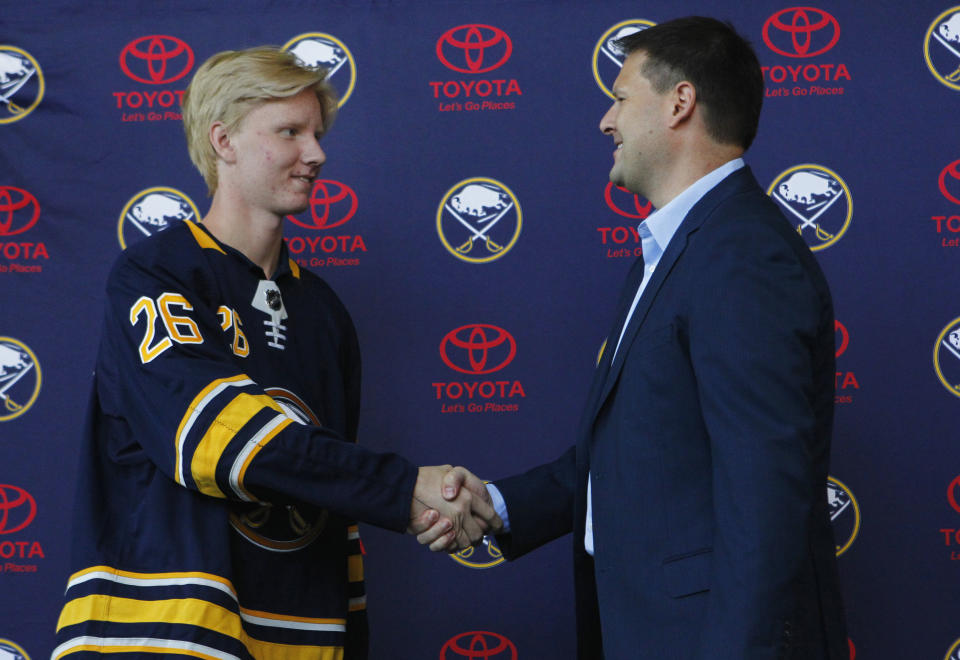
3, 1, 960, 658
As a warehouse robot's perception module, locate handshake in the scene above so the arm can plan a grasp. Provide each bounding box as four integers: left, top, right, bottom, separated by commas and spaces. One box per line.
407, 465, 503, 552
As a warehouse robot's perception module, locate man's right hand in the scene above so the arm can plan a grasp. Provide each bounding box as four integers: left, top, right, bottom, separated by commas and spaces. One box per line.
408, 465, 502, 552
408, 466, 502, 552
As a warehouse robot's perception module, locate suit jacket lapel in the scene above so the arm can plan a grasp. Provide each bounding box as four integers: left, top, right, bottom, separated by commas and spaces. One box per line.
588, 166, 757, 423
577, 256, 646, 451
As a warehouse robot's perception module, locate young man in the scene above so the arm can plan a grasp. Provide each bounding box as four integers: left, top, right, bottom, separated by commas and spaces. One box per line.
430, 17, 847, 659
53, 47, 495, 659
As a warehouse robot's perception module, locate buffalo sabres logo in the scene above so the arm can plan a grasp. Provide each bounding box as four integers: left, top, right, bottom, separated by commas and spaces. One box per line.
925, 7, 960, 90
827, 476, 860, 556
592, 20, 656, 99
0, 46, 44, 124
0, 337, 40, 422
934, 315, 960, 398
118, 187, 199, 249
283, 33, 356, 107
768, 165, 852, 251
437, 178, 521, 264
230, 387, 329, 551
0, 337, 41, 423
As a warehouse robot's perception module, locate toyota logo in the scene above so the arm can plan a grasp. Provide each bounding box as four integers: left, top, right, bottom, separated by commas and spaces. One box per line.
436, 25, 512, 74
440, 324, 516, 375
440, 631, 518, 660
762, 7, 840, 58
0, 485, 36, 535
939, 159, 960, 205
120, 35, 195, 84
834, 320, 849, 358
0, 186, 40, 236
287, 180, 358, 230
949, 475, 960, 514
604, 182, 653, 220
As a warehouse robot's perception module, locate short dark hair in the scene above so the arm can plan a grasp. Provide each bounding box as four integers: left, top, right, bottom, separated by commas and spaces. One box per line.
614, 16, 763, 150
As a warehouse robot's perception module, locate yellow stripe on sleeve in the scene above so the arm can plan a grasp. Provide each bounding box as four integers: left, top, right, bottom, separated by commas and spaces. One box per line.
191, 393, 283, 498
175, 375, 253, 485
348, 555, 363, 583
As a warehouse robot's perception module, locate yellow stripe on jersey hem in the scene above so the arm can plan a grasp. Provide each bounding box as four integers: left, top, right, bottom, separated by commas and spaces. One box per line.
65, 566, 237, 595
53, 636, 343, 660
184, 219, 226, 254
53, 637, 238, 660
175, 375, 254, 485
239, 605, 346, 628
57, 595, 346, 655
191, 392, 285, 498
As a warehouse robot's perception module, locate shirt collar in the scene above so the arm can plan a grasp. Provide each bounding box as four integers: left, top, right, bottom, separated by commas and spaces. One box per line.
639, 158, 745, 263
193, 221, 294, 280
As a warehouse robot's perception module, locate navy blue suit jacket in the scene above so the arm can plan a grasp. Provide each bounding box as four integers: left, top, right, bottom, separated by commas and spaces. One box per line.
495, 167, 847, 659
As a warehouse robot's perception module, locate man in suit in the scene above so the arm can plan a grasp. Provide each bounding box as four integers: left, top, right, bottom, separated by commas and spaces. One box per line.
416, 16, 847, 660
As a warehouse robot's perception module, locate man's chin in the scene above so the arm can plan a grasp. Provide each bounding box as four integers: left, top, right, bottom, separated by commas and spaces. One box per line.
283, 201, 310, 216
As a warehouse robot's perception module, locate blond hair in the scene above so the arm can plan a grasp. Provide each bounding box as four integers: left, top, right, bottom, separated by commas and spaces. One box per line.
181, 46, 338, 195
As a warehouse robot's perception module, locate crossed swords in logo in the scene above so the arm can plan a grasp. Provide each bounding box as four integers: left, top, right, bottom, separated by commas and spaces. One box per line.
774, 186, 843, 242
455, 535, 503, 560
0, 361, 33, 412
445, 199, 513, 255
0, 67, 34, 116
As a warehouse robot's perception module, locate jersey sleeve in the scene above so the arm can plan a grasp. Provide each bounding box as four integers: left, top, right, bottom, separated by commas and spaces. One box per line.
95, 250, 417, 533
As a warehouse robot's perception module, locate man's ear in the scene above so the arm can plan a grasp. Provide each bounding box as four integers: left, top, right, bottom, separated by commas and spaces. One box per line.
209, 121, 236, 164
667, 81, 696, 129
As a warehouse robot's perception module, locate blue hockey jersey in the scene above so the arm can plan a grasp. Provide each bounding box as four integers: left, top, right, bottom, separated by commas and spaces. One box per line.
53, 219, 418, 659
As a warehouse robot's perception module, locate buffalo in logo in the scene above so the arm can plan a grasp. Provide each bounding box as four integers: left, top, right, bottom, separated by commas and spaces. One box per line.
0, 343, 29, 382
939, 12, 960, 44
0, 52, 31, 87
451, 184, 509, 219
777, 171, 842, 207
289, 38, 347, 75
128, 193, 193, 234
0, 51, 35, 108
826, 481, 850, 521
949, 328, 960, 351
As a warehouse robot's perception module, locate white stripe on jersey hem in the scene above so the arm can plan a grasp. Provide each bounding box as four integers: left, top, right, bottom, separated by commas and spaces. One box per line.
347, 529, 360, 540
239, 611, 345, 633
176, 378, 254, 486
52, 636, 242, 660
66, 570, 237, 599
228, 413, 288, 501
